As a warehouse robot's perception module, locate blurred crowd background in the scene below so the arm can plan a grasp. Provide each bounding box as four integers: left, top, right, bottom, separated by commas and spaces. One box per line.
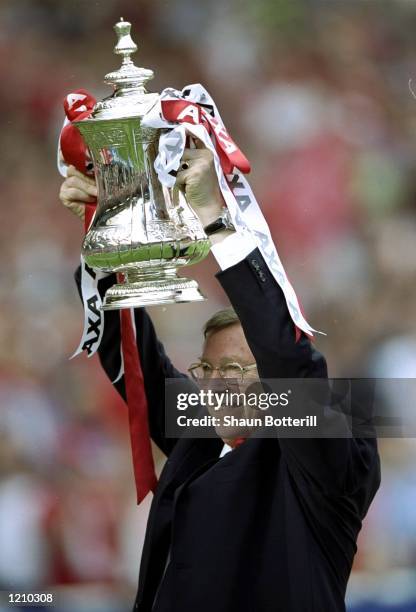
1, 0, 416, 610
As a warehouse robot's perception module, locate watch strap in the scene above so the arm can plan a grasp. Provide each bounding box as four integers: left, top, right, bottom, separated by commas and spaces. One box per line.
203, 209, 235, 236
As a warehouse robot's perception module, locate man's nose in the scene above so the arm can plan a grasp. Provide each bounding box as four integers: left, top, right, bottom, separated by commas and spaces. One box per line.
205, 366, 221, 379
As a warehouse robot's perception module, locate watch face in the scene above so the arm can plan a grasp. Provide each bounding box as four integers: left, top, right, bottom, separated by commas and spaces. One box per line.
221, 209, 235, 230
220, 211, 228, 224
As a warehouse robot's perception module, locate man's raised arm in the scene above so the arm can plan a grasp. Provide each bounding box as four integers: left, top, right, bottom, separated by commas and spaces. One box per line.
217, 250, 379, 506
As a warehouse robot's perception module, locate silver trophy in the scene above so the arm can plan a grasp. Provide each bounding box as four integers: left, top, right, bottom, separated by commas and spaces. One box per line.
74, 18, 210, 309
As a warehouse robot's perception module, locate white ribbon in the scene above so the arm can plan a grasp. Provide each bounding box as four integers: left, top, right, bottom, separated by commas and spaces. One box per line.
142, 83, 320, 337
57, 117, 70, 178
57, 133, 110, 361
70, 255, 107, 359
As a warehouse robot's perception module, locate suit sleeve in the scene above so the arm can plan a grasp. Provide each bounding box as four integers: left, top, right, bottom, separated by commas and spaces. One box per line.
74, 267, 190, 456
216, 249, 380, 499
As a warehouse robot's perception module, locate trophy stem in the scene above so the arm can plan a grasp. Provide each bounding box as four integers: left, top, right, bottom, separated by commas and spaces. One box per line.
102, 267, 206, 310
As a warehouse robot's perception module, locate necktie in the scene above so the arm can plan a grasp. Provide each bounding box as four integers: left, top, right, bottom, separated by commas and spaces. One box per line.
121, 307, 158, 503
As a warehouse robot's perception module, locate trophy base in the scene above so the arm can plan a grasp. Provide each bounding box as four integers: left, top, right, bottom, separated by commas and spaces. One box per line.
102, 272, 206, 310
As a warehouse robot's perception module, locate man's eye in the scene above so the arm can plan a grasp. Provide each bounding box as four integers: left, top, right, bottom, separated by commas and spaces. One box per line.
201, 363, 211, 371
222, 364, 243, 377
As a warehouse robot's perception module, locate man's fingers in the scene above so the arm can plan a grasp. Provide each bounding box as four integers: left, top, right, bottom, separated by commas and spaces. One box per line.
59, 166, 96, 222
175, 169, 190, 188
62, 201, 86, 221
182, 147, 213, 161
181, 149, 201, 160
193, 137, 207, 150
61, 186, 96, 203
64, 175, 97, 197
67, 164, 85, 178
175, 154, 212, 189
67, 165, 96, 186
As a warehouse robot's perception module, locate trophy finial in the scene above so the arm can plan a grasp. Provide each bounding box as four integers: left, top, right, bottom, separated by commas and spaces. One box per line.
114, 18, 138, 63
104, 18, 154, 91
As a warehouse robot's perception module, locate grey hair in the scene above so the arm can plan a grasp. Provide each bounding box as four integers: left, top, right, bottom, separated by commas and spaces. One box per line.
203, 307, 240, 338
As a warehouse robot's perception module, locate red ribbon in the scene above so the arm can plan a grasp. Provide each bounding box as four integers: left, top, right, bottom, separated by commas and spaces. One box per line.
227, 437, 246, 449
60, 89, 157, 504
60, 90, 96, 176
161, 99, 251, 175
121, 308, 158, 502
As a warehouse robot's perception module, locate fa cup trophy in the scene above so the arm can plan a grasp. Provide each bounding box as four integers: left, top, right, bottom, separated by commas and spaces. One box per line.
73, 19, 210, 309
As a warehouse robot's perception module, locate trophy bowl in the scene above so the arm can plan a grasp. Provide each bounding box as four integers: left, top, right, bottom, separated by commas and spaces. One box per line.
74, 19, 210, 310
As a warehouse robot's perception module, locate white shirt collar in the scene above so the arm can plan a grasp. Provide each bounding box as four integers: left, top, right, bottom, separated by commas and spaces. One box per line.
219, 443, 232, 458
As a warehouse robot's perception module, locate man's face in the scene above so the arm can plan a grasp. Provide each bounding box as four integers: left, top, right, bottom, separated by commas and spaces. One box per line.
200, 324, 260, 442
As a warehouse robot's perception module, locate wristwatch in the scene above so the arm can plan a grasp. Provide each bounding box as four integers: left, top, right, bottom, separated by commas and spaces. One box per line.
203, 208, 235, 236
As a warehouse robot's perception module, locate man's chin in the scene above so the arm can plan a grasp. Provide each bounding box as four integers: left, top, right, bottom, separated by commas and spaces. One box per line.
214, 425, 251, 442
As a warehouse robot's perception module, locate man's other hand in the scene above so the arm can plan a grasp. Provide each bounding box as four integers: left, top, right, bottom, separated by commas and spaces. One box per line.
175, 140, 224, 228
59, 165, 97, 222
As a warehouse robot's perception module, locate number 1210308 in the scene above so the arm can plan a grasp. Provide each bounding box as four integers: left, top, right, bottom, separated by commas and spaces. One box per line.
8, 593, 54, 604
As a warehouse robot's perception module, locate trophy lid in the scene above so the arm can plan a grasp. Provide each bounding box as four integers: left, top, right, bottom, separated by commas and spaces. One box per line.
90, 18, 159, 120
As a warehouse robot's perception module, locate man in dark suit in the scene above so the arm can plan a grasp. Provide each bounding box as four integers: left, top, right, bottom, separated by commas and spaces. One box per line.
60, 146, 380, 612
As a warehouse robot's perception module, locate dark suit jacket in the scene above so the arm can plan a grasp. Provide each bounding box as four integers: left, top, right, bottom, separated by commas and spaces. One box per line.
76, 248, 380, 612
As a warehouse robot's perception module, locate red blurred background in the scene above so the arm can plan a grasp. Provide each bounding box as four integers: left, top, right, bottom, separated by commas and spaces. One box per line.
1, 1, 416, 610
